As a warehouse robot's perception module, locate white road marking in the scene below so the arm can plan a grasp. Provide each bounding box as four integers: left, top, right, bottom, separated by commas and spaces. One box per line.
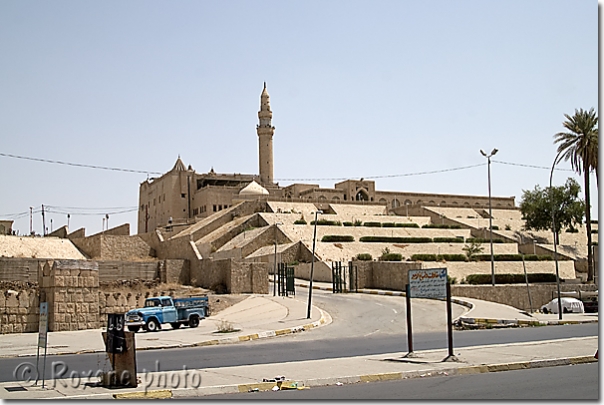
392, 308, 398, 314
364, 329, 380, 337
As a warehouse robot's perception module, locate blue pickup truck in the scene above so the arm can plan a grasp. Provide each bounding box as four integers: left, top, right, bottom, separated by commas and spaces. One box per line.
125, 296, 208, 332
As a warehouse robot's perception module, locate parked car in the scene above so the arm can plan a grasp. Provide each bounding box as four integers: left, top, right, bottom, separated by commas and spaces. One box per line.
541, 297, 584, 314
581, 296, 598, 313
125, 296, 208, 332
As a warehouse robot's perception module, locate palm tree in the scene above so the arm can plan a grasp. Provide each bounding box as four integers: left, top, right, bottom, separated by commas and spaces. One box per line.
554, 108, 598, 282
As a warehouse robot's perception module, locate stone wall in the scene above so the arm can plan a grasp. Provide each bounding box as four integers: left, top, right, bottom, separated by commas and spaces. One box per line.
39, 260, 101, 332
451, 283, 599, 312
162, 259, 189, 284
70, 234, 155, 261
97, 261, 160, 282
191, 258, 268, 294
0, 288, 40, 334
0, 258, 43, 282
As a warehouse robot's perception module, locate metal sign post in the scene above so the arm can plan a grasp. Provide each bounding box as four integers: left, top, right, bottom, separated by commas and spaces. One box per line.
408, 268, 456, 360
35, 302, 48, 388
405, 284, 413, 355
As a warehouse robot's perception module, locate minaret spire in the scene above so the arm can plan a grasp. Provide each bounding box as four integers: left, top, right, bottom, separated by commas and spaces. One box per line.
257, 82, 274, 185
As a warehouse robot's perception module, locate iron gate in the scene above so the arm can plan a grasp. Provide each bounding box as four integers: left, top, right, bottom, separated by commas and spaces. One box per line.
277, 263, 295, 296
332, 261, 358, 293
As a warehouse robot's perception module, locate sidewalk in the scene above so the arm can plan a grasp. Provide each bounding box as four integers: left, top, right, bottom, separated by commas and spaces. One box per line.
0, 294, 329, 358
1, 336, 597, 399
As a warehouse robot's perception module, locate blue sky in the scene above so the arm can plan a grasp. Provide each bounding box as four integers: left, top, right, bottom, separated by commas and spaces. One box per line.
0, 0, 598, 236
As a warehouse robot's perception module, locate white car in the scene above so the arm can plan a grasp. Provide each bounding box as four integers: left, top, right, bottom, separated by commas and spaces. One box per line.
541, 297, 585, 314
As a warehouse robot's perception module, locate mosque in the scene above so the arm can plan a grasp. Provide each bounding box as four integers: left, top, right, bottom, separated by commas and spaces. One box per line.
137, 83, 515, 234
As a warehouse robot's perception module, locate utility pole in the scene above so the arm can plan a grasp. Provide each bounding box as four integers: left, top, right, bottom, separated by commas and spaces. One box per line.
67, 214, 70, 229
29, 207, 33, 235
480, 148, 498, 286
145, 205, 149, 233
41, 204, 46, 236
106, 214, 109, 231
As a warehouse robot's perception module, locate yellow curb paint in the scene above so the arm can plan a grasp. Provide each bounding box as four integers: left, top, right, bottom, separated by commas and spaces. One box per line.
570, 356, 598, 365
113, 390, 173, 399
457, 365, 488, 375
506, 362, 530, 371
275, 329, 290, 336
237, 382, 277, 393
360, 372, 402, 382
238, 335, 251, 342
249, 334, 259, 340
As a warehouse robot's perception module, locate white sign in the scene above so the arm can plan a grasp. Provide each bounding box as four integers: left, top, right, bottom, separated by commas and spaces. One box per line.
38, 302, 48, 348
409, 268, 447, 298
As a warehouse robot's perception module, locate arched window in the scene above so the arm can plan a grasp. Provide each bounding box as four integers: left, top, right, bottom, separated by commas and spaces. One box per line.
404, 199, 412, 206
379, 198, 387, 204
356, 190, 369, 201
318, 195, 327, 202
332, 196, 340, 202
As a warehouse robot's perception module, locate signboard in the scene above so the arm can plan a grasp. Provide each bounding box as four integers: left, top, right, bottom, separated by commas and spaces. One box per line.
38, 302, 48, 348
408, 268, 447, 299
106, 313, 126, 354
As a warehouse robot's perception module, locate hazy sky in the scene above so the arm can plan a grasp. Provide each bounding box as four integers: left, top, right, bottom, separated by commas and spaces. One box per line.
0, 0, 598, 236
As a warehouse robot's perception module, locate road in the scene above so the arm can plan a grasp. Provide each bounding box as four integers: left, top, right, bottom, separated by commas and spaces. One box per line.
196, 363, 599, 400
0, 287, 597, 382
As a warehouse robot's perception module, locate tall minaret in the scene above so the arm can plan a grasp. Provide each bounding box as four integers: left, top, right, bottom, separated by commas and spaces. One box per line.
257, 82, 274, 185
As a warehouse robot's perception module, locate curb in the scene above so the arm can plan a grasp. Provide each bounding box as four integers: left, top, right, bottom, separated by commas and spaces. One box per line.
165, 354, 599, 398
0, 306, 332, 359
292, 281, 597, 327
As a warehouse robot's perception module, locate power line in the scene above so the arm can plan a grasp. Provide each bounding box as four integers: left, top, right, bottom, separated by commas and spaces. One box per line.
0, 152, 163, 175
275, 163, 486, 182
492, 160, 575, 172
0, 151, 577, 184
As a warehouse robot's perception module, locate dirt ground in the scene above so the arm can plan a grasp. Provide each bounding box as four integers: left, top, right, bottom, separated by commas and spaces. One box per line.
99, 279, 247, 315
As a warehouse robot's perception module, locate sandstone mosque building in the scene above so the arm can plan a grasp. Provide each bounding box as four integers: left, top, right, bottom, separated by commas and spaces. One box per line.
138, 83, 515, 234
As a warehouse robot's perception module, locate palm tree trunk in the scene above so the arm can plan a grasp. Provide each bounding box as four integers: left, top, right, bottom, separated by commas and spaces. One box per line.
584, 166, 594, 282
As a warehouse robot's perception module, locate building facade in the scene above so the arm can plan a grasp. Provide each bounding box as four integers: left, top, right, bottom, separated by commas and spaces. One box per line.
137, 84, 515, 234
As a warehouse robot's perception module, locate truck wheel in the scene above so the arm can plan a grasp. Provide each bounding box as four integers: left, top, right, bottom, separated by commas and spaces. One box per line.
146, 319, 159, 332
170, 322, 181, 329
128, 326, 140, 333
189, 316, 200, 328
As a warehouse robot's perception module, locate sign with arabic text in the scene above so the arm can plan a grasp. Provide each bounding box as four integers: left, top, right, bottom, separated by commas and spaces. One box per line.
408, 268, 447, 298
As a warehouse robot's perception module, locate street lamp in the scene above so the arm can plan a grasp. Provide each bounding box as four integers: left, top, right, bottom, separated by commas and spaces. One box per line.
480, 148, 498, 286
307, 210, 323, 319
405, 201, 410, 218
273, 222, 283, 297
550, 151, 564, 320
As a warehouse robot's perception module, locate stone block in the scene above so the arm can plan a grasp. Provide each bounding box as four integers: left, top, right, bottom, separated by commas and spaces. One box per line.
66, 303, 75, 313
13, 324, 23, 334
78, 314, 86, 323
18, 307, 27, 315
54, 293, 65, 303
54, 276, 65, 287
75, 293, 84, 303
1, 324, 13, 334
8, 315, 16, 323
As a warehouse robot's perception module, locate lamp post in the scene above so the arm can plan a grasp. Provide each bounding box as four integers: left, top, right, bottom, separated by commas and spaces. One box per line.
550, 151, 564, 320
307, 210, 323, 319
405, 201, 410, 218
480, 148, 498, 286
273, 222, 283, 296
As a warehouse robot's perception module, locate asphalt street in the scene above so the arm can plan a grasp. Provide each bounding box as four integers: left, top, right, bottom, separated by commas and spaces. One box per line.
197, 362, 599, 400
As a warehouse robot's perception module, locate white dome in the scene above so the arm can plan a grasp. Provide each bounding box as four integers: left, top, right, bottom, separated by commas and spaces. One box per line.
239, 181, 269, 196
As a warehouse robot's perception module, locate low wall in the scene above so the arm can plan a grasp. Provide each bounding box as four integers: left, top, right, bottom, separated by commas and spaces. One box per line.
451, 283, 599, 312
294, 262, 333, 283
0, 258, 43, 282
97, 261, 160, 282
192, 258, 268, 294
0, 288, 40, 334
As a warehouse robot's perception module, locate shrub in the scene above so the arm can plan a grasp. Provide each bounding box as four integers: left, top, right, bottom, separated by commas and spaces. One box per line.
463, 240, 484, 260
354, 220, 363, 226
465, 273, 558, 284
343, 221, 353, 227
360, 236, 433, 243
310, 219, 341, 226
294, 219, 307, 225
422, 224, 462, 229
504, 224, 512, 231
363, 222, 382, 227
321, 235, 354, 242
356, 253, 373, 261
395, 223, 419, 228
566, 227, 578, 233
466, 237, 505, 244
382, 222, 396, 228
447, 275, 457, 285
410, 254, 437, 261
433, 237, 464, 243
591, 229, 598, 234
473, 254, 552, 261
380, 248, 402, 261
491, 225, 499, 230
410, 254, 466, 262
